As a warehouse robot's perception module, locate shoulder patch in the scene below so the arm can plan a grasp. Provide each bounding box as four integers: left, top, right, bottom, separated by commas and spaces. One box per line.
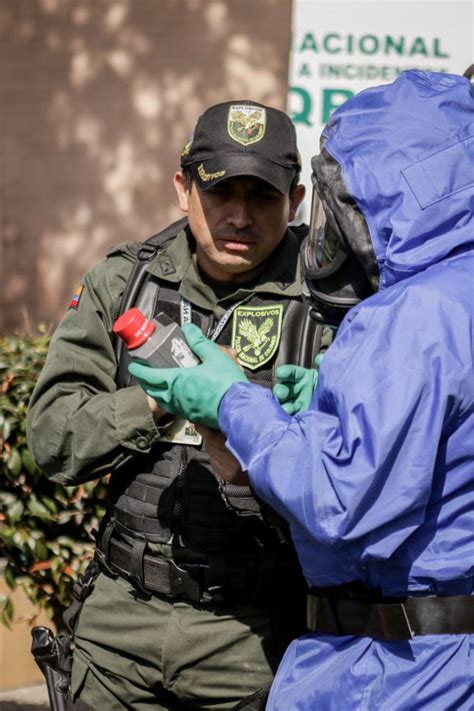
232, 304, 283, 370
68, 284, 84, 310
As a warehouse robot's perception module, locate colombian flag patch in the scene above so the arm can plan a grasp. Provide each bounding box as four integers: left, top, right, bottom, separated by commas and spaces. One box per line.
69, 285, 84, 310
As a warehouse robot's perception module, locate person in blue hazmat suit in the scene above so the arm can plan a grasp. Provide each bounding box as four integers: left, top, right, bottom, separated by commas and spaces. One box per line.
129, 70, 474, 710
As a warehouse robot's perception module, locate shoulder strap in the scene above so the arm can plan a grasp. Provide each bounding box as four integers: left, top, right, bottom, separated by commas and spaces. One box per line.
114, 217, 187, 383
276, 223, 325, 369
116, 217, 188, 323
276, 298, 323, 370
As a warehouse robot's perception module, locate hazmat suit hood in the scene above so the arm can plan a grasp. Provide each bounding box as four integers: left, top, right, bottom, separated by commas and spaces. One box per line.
304, 70, 474, 324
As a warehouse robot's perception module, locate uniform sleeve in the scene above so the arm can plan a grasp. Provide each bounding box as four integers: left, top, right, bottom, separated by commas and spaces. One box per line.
219, 285, 466, 560
27, 250, 161, 485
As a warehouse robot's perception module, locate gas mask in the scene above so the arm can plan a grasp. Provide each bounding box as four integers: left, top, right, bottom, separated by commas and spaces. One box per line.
302, 151, 379, 328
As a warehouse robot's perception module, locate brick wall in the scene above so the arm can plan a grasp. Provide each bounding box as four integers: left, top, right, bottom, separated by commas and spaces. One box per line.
0, 0, 292, 332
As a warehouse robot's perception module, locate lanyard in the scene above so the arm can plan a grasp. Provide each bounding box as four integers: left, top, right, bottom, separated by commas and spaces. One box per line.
180, 294, 253, 342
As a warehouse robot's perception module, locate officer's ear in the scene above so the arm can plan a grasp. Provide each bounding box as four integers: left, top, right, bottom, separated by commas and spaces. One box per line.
289, 184, 305, 222
174, 171, 190, 212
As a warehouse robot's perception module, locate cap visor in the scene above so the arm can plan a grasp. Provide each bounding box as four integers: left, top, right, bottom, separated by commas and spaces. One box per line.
191, 155, 295, 194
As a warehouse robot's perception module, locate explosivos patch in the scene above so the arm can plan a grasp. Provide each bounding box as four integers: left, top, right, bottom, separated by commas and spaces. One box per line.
232, 304, 283, 370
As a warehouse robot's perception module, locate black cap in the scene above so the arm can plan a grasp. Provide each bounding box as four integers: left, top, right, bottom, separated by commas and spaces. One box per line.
180, 100, 301, 194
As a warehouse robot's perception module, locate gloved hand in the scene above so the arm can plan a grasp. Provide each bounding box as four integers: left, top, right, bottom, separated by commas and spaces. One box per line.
128, 323, 248, 428
273, 353, 324, 415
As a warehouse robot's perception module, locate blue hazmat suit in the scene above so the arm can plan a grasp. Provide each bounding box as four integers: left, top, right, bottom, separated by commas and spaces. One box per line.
219, 71, 474, 709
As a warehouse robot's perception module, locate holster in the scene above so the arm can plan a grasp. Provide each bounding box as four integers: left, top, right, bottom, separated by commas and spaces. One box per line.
31, 626, 71, 711
31, 558, 100, 710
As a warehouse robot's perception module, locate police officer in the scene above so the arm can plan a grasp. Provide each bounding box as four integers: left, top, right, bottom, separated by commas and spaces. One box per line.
27, 101, 330, 709
128, 72, 474, 709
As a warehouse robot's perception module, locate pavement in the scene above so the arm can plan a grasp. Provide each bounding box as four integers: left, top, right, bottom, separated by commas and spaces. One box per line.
0, 683, 49, 710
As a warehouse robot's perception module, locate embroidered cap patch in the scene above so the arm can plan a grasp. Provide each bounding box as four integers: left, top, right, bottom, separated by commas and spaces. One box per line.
228, 105, 266, 146
232, 304, 283, 370
181, 133, 194, 159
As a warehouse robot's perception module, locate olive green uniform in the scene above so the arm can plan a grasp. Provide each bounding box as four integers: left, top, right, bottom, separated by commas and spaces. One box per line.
28, 228, 330, 710
28, 230, 308, 485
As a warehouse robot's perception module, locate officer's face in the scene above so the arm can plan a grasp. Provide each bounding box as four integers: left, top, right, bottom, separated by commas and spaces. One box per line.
174, 173, 305, 283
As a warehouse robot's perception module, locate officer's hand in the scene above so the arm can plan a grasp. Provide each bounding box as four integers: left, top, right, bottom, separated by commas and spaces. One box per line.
273, 353, 324, 415
146, 396, 169, 421
129, 323, 248, 429
195, 424, 249, 486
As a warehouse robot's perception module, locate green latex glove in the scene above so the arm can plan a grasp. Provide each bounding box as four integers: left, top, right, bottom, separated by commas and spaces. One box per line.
128, 323, 248, 428
273, 353, 324, 415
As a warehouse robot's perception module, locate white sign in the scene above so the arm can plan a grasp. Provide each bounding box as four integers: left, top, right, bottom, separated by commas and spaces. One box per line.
288, 0, 473, 219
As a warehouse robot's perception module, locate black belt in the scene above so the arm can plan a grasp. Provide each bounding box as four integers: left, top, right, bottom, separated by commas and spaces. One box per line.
97, 534, 289, 605
307, 591, 474, 640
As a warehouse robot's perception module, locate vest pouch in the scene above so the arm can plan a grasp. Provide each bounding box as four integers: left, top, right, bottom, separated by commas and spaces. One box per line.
109, 450, 179, 544
178, 453, 267, 552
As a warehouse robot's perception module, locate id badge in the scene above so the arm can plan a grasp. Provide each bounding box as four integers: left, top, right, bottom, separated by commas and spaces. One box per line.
157, 417, 203, 446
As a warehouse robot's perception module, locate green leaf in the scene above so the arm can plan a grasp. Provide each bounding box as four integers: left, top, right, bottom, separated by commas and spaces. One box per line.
2, 417, 12, 441
0, 596, 14, 628
0, 527, 16, 547
4, 565, 17, 590
7, 500, 24, 524
6, 447, 22, 475
22, 449, 40, 476
40, 496, 58, 515
56, 536, 76, 548
27, 497, 52, 522
35, 541, 49, 560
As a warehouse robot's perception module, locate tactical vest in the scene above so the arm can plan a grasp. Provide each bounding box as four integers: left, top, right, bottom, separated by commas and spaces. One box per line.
99, 220, 323, 586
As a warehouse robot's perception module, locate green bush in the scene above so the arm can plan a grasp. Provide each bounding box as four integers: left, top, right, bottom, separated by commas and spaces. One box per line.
0, 329, 108, 629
